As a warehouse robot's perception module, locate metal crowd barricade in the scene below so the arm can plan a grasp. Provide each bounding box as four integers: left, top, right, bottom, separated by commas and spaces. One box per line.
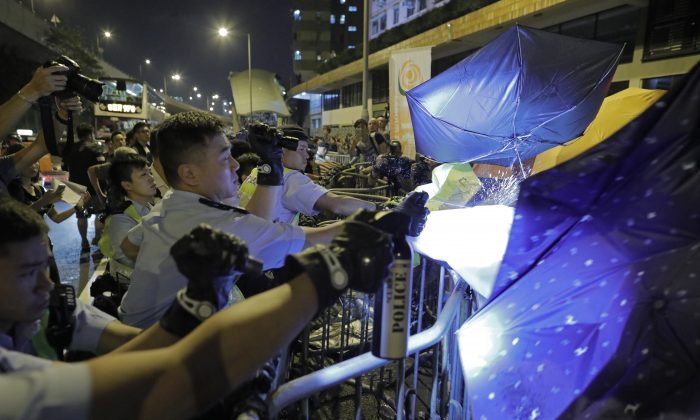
325, 152, 352, 165
268, 255, 476, 419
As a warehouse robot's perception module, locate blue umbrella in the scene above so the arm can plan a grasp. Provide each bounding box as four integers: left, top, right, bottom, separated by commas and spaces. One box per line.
457, 61, 700, 419
406, 25, 623, 166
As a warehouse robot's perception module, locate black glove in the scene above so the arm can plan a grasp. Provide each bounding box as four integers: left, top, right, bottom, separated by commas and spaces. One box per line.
392, 191, 429, 237
160, 224, 252, 337
282, 221, 395, 312
247, 123, 284, 186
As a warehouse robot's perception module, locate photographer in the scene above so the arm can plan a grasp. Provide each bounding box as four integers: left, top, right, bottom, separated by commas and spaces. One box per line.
0, 197, 397, 420
0, 65, 82, 195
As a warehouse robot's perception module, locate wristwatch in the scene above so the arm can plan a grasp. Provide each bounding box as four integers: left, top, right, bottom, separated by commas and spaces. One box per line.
314, 245, 348, 291
176, 289, 216, 320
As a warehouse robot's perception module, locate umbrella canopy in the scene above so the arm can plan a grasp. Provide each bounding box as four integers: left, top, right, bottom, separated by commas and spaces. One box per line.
406, 25, 623, 166
457, 60, 700, 419
531, 87, 666, 174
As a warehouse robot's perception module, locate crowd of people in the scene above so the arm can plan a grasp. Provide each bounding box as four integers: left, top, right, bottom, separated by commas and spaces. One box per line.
0, 65, 429, 418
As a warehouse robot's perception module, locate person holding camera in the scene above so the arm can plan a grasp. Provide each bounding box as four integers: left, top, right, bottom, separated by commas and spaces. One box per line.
0, 192, 399, 420
0, 65, 82, 196
238, 125, 376, 225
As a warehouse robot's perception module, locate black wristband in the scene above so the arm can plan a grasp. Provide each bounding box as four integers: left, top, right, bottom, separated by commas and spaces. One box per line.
159, 297, 204, 337
283, 247, 346, 315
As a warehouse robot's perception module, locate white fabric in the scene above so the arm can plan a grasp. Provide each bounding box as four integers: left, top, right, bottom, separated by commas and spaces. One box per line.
119, 189, 305, 328
0, 301, 114, 356
0, 349, 91, 420
278, 170, 328, 224
108, 201, 152, 267
70, 300, 116, 353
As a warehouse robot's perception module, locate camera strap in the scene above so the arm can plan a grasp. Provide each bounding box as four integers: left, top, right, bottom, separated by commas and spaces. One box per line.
37, 97, 75, 157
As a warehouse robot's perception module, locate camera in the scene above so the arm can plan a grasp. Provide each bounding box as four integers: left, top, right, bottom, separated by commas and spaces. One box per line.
247, 123, 300, 151
43, 55, 104, 102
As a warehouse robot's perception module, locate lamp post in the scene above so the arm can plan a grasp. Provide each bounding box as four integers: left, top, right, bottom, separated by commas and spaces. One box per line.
164, 73, 181, 96
217, 28, 253, 118
96, 30, 112, 59
361, 0, 369, 121
139, 58, 151, 81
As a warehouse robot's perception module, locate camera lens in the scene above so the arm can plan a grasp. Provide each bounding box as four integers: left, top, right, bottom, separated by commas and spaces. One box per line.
68, 74, 104, 103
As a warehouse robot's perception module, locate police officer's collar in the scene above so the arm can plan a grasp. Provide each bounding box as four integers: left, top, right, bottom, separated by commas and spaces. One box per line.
198, 197, 249, 214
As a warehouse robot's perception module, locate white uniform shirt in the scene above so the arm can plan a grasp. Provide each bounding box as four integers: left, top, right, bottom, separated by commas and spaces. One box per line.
278, 170, 328, 224
0, 349, 91, 420
108, 201, 152, 267
0, 301, 115, 356
239, 169, 328, 224
118, 189, 306, 328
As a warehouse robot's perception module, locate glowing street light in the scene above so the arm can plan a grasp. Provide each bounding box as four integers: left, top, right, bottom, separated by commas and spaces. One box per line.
212, 94, 219, 99
145, 58, 151, 64
196, 93, 202, 98
193, 86, 198, 92
163, 73, 182, 95
217, 27, 253, 117
103, 31, 112, 39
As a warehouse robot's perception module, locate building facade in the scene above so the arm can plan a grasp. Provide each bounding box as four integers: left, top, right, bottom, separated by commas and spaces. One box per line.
370, 0, 452, 39
291, 0, 364, 83
289, 0, 700, 136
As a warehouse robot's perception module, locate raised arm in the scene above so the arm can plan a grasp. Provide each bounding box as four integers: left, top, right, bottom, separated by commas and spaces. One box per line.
0, 65, 67, 139
89, 221, 394, 419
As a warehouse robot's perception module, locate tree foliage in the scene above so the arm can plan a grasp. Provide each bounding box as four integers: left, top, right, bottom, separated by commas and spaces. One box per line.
44, 26, 103, 78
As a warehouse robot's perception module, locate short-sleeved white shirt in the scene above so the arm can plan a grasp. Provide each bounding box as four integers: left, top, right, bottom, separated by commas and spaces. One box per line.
239, 169, 328, 224
277, 170, 328, 224
0, 301, 115, 356
0, 348, 91, 420
118, 189, 306, 328
108, 201, 152, 267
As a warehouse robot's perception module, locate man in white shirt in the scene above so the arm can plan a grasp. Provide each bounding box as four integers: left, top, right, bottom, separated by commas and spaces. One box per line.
118, 113, 350, 327
239, 125, 375, 224
0, 193, 399, 420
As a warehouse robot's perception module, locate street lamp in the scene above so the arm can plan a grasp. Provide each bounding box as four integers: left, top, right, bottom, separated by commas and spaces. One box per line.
217, 27, 253, 117
96, 30, 112, 58
163, 73, 182, 95
139, 58, 151, 80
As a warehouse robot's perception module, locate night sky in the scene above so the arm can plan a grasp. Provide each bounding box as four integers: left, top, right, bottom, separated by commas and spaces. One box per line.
33, 0, 294, 103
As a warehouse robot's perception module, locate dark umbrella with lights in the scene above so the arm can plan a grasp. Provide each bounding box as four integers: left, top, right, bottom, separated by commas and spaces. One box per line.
456, 62, 700, 419
406, 25, 623, 166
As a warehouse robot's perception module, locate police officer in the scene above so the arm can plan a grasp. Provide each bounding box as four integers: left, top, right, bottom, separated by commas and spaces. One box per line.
0, 196, 399, 420
117, 113, 364, 328
238, 125, 376, 225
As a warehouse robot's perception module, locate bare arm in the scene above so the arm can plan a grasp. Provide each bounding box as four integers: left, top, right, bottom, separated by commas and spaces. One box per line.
47, 191, 89, 224
0, 66, 67, 139
314, 192, 376, 216
12, 97, 82, 175
87, 163, 108, 205
88, 274, 318, 420
244, 184, 282, 221
301, 221, 344, 247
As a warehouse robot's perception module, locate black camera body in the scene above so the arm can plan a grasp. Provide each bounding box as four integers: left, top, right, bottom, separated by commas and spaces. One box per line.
246, 123, 300, 151
43, 55, 104, 102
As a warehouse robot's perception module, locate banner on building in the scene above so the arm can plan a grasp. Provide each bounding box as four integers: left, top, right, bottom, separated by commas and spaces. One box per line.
389, 46, 432, 159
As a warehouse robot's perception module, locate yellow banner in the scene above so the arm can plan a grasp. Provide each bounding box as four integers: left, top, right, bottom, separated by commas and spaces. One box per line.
389, 47, 431, 159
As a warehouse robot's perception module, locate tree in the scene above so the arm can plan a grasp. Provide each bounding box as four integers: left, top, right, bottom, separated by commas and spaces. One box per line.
44, 26, 103, 78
